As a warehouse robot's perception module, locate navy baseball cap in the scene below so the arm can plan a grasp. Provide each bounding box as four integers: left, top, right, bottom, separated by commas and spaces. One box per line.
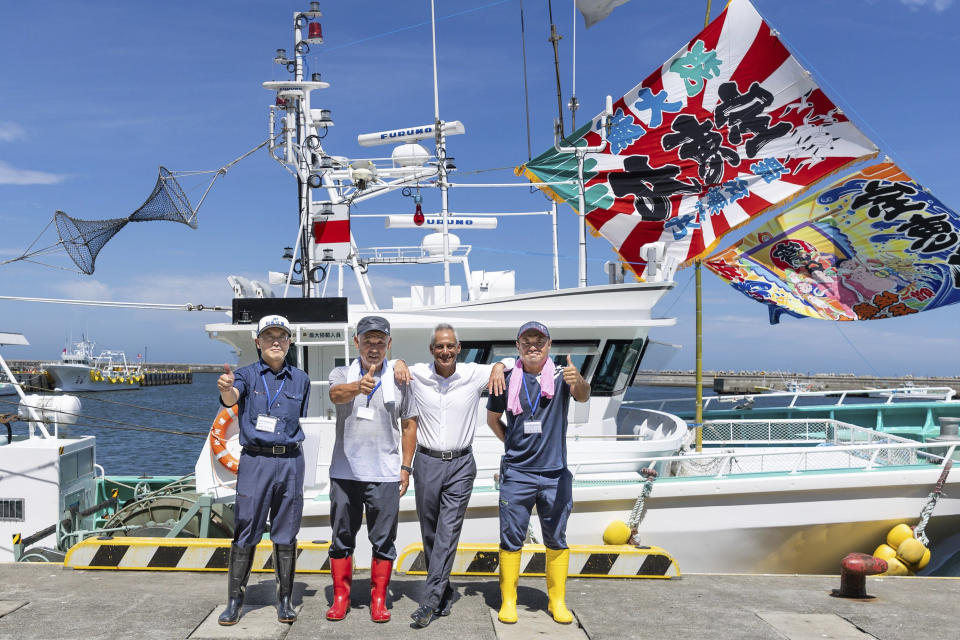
357, 315, 390, 336
517, 321, 550, 339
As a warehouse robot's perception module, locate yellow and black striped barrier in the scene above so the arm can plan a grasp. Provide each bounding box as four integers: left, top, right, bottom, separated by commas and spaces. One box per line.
64, 537, 331, 572
396, 543, 680, 578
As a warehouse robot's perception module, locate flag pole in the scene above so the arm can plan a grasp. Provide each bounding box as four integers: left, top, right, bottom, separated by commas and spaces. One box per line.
695, 0, 714, 453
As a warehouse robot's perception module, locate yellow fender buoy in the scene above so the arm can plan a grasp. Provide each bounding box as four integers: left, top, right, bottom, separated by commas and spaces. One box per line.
603, 520, 632, 546
873, 544, 897, 563
882, 556, 912, 576
897, 538, 926, 565
886, 524, 914, 549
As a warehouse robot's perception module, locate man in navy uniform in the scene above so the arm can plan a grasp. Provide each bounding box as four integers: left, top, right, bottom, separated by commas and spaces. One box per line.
326, 315, 418, 623
216, 314, 311, 626
486, 320, 590, 625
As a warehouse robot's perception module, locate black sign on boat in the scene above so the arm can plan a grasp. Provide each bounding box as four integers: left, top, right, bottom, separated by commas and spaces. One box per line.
231, 297, 348, 325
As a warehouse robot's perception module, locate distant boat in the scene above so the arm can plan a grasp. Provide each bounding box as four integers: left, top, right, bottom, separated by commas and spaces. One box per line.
43, 339, 143, 392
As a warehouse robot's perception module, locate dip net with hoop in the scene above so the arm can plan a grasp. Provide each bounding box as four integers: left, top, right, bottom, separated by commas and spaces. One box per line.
54, 166, 198, 274
2, 140, 267, 274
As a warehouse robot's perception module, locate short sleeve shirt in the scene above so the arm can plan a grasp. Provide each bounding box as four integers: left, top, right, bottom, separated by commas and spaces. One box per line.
328, 363, 417, 482
487, 366, 570, 472
409, 362, 494, 451
229, 359, 311, 447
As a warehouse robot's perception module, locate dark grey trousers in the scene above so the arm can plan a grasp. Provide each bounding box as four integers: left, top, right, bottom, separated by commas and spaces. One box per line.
412, 452, 477, 609
328, 477, 401, 561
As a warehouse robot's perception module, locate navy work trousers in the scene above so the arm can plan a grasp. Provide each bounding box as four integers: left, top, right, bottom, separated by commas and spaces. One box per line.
234, 450, 305, 547
328, 477, 401, 561
498, 465, 572, 551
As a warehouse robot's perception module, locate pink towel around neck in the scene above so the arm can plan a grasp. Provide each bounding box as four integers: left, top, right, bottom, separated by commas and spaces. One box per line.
507, 358, 555, 415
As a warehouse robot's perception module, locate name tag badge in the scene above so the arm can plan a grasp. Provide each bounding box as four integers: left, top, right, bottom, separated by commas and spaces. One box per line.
256, 414, 278, 433
356, 406, 376, 421
524, 420, 542, 435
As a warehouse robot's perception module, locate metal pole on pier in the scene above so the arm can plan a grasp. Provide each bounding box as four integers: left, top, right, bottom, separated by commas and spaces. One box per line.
695, 0, 714, 453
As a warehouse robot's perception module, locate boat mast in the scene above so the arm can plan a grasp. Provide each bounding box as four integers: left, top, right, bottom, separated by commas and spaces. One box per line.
694, 0, 715, 453
430, 0, 452, 304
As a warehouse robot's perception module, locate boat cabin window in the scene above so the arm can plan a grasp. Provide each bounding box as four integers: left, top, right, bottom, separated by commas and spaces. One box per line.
591, 338, 646, 397
457, 343, 490, 364
0, 498, 24, 522
490, 341, 598, 376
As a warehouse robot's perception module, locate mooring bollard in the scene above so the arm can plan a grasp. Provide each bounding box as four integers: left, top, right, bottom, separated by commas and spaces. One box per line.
832, 552, 887, 599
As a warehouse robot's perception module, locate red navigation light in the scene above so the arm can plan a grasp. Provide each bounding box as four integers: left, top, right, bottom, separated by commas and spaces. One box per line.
308, 22, 323, 40
413, 202, 425, 226
276, 96, 288, 107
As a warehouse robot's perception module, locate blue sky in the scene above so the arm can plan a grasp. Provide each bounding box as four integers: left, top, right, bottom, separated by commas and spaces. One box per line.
1, 0, 958, 376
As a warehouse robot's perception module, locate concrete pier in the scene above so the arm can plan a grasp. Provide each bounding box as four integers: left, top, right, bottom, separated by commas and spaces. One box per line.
0, 563, 956, 640
635, 370, 960, 394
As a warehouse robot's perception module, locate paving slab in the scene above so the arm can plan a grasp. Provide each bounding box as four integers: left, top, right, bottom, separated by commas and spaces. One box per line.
756, 612, 875, 639
489, 608, 588, 639
0, 564, 958, 640
0, 602, 26, 619
189, 604, 302, 639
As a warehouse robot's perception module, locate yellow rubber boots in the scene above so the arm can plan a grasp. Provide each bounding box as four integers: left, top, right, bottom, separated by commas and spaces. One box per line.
546, 548, 574, 624
497, 549, 521, 623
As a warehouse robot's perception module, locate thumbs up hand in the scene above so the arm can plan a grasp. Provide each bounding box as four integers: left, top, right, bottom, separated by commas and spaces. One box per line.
358, 368, 377, 395
217, 364, 235, 393
562, 355, 581, 387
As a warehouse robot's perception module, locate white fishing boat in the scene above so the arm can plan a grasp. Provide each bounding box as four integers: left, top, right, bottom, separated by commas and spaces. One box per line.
44, 339, 143, 392
186, 1, 960, 575
6, 1, 959, 577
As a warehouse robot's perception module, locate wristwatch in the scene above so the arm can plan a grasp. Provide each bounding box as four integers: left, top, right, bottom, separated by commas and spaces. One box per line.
401, 464, 414, 474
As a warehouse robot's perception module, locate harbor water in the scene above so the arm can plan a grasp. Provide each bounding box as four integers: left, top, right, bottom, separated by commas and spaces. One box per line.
6, 375, 704, 477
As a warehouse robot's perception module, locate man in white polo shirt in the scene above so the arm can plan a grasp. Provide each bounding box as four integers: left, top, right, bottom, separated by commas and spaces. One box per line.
404, 323, 507, 628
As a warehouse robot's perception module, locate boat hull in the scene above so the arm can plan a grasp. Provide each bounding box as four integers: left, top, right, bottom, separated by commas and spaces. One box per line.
45, 365, 140, 392
297, 465, 960, 574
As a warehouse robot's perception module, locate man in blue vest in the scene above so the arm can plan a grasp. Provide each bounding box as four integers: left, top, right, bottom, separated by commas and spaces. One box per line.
216, 314, 311, 626
486, 320, 590, 625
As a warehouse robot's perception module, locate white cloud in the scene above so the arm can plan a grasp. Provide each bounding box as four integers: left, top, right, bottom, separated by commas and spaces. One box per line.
52, 279, 113, 300
0, 122, 25, 142
899, 0, 955, 11
0, 161, 66, 185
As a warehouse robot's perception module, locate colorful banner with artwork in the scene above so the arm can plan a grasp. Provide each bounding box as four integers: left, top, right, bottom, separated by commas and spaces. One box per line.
517, 0, 877, 280
705, 163, 960, 323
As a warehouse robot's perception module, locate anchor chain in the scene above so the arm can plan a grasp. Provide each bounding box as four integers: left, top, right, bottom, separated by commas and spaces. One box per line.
914, 459, 952, 546
628, 467, 658, 544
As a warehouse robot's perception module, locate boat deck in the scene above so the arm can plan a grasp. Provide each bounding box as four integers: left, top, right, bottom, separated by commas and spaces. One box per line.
1, 563, 956, 639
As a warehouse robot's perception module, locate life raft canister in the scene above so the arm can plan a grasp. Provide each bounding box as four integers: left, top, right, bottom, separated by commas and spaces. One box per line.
209, 406, 240, 473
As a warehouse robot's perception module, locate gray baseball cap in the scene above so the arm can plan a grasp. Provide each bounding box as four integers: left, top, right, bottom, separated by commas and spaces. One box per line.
357, 315, 390, 336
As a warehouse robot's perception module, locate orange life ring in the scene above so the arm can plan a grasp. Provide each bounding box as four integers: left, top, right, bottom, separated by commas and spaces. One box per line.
209, 406, 240, 474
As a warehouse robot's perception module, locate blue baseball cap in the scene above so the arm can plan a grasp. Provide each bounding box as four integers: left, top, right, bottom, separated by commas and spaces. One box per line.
517, 321, 550, 339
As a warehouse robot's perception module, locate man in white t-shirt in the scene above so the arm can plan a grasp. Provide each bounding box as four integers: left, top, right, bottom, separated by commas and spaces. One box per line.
404, 323, 506, 628
326, 315, 418, 624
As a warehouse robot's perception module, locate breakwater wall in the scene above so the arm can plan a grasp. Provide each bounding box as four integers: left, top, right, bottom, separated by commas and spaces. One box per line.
4, 361, 214, 390
634, 370, 960, 394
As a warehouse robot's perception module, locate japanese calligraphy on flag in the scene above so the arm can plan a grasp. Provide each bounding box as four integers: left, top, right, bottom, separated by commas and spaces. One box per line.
705, 163, 960, 323
517, 0, 878, 280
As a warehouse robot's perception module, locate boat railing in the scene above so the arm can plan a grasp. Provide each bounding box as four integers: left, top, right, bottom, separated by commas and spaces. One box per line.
355, 245, 471, 265
474, 419, 954, 480
624, 385, 958, 413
